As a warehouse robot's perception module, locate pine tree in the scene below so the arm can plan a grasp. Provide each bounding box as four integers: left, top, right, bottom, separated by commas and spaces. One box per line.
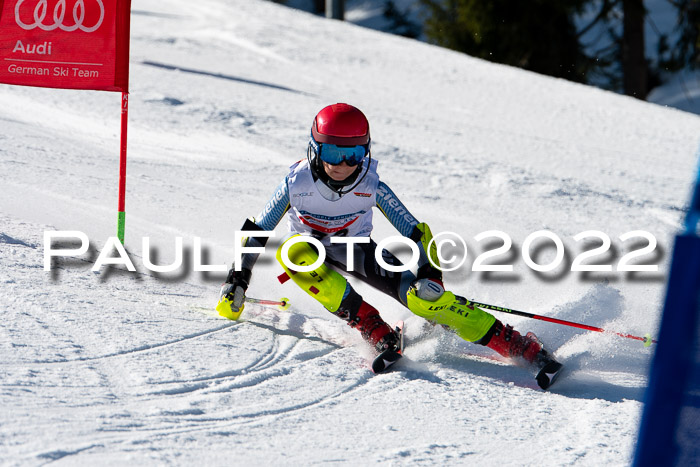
383, 1, 422, 38
660, 0, 700, 71
621, 0, 648, 98
419, 0, 594, 83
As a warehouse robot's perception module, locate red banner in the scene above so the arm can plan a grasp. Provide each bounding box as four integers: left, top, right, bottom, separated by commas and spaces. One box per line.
0, 0, 131, 92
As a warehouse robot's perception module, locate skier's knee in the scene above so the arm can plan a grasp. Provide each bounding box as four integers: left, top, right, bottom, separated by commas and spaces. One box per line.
275, 234, 347, 312
406, 286, 454, 321
406, 287, 496, 342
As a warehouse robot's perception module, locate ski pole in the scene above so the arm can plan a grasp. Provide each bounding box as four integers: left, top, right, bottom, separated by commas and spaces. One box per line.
215, 296, 290, 320
246, 297, 291, 311
469, 299, 657, 347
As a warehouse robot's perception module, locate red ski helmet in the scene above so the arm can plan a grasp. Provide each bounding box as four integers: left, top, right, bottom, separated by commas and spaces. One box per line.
307, 103, 372, 196
311, 103, 370, 146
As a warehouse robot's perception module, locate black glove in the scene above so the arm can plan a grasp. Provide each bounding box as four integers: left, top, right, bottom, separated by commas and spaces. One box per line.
219, 267, 252, 315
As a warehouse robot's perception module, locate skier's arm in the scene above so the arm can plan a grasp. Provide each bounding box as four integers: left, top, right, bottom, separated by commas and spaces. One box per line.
375, 181, 442, 281
238, 176, 290, 272
219, 177, 290, 318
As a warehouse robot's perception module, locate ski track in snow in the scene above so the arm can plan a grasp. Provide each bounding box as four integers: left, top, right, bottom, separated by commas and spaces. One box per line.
0, 214, 648, 465
2, 0, 700, 464
1, 214, 648, 465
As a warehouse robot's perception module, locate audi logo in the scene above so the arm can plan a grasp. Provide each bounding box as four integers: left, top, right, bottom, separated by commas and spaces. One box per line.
14, 0, 105, 32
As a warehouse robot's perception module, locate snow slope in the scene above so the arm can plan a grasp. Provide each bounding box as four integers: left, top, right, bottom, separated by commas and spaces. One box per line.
1, 0, 700, 464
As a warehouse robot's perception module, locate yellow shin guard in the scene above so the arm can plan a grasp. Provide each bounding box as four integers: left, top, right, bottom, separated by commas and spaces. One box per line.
406, 288, 496, 342
275, 235, 347, 312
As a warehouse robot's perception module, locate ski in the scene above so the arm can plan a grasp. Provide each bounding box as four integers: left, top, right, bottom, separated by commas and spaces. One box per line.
521, 332, 564, 390
371, 321, 404, 373
534, 353, 564, 390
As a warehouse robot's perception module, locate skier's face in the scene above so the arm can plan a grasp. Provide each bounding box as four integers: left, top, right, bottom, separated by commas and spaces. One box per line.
322, 160, 356, 181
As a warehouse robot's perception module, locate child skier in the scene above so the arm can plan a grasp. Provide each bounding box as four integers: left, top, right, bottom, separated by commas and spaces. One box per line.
219, 103, 562, 388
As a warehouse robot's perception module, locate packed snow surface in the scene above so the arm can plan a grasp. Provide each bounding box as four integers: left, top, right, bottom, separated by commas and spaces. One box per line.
1, 0, 700, 465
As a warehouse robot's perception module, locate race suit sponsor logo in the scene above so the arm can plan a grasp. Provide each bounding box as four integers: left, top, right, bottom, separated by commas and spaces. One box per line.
296, 209, 366, 233
259, 183, 287, 217
376, 184, 418, 227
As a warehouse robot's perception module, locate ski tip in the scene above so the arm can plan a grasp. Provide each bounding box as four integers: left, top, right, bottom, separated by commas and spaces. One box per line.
371, 321, 405, 373
371, 350, 402, 374
536, 360, 563, 390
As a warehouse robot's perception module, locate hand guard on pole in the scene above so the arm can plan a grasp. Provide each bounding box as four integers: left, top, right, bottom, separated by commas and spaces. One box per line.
217, 267, 251, 320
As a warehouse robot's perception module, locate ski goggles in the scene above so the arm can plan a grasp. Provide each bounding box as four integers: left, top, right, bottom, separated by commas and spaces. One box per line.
316, 142, 369, 166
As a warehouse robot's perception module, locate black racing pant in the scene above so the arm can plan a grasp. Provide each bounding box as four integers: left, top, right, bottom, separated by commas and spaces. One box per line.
324, 238, 417, 306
